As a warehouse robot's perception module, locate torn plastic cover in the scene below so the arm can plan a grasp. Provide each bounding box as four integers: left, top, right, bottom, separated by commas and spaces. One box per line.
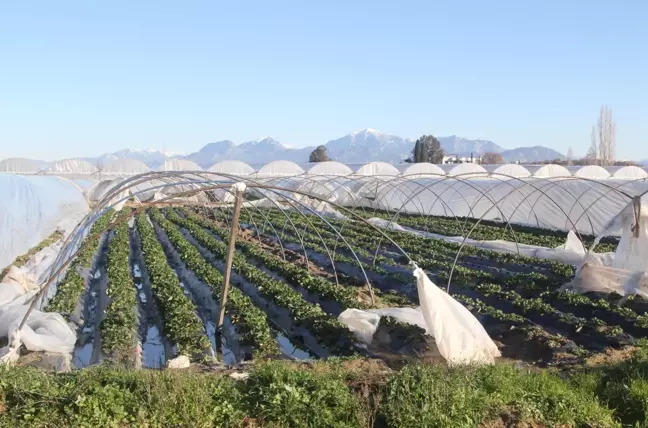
338, 267, 501, 365
566, 200, 648, 296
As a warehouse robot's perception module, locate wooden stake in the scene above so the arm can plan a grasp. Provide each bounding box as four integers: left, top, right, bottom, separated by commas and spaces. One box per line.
216, 188, 244, 356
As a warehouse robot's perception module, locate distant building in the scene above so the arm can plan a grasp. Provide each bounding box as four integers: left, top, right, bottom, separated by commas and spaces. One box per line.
442, 154, 481, 164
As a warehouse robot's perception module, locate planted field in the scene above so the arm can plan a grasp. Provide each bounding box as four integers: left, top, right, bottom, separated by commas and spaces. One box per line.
43, 204, 647, 369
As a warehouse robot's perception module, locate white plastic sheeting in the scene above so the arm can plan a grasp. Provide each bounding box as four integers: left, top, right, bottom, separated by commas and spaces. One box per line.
292, 177, 357, 206
0, 158, 47, 174
367, 217, 594, 266
573, 165, 611, 179
46, 159, 99, 174
612, 166, 648, 179
598, 201, 648, 272
401, 163, 446, 178
88, 177, 178, 204
362, 177, 648, 235
0, 261, 76, 365
207, 160, 255, 175
339, 267, 500, 365
159, 159, 203, 171
531, 164, 571, 178
566, 201, 648, 296
86, 179, 125, 203
307, 161, 353, 176
256, 160, 305, 177
101, 159, 151, 175
355, 162, 399, 176
441, 163, 487, 176
0, 174, 89, 270
491, 164, 532, 178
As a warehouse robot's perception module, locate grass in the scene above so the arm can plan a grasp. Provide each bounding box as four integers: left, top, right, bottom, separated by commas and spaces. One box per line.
574, 341, 648, 427
4, 355, 643, 427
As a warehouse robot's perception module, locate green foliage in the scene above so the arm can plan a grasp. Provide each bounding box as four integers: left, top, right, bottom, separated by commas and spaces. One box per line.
243, 362, 364, 427
409, 134, 443, 163
309, 145, 330, 163
135, 212, 210, 357
46, 209, 115, 315
577, 342, 648, 426
481, 151, 504, 164
383, 364, 618, 427
355, 208, 617, 253
163, 208, 358, 356
0, 366, 245, 427
100, 208, 138, 363
0, 360, 629, 427
149, 208, 279, 356
226, 207, 639, 346
181, 208, 366, 310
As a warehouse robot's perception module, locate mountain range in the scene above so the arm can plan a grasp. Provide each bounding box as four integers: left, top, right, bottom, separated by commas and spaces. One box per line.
76, 129, 567, 168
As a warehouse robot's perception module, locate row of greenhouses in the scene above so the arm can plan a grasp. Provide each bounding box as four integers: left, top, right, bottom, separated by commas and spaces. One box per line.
3, 166, 648, 273
1, 157, 648, 179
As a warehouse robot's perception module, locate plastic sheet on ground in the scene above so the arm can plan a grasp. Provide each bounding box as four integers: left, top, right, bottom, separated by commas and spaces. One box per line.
366, 217, 604, 266
339, 267, 500, 365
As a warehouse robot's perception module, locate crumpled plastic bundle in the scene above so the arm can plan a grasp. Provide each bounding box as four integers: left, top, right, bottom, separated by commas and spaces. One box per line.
338, 265, 501, 365
0, 266, 76, 366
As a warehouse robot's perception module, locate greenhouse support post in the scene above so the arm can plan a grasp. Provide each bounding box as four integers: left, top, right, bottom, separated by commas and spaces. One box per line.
216, 186, 244, 355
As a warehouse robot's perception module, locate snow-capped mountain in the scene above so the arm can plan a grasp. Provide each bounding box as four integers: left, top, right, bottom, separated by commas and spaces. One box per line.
81, 129, 568, 168
183, 140, 237, 168
183, 137, 314, 168
324, 129, 413, 163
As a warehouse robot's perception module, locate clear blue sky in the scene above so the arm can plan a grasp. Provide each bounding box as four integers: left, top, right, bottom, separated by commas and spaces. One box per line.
1, 0, 646, 161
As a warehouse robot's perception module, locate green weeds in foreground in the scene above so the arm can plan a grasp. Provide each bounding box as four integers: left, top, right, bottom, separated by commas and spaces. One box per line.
6, 353, 648, 427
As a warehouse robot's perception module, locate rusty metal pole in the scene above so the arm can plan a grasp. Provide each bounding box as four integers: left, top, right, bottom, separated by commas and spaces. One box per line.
216, 187, 244, 356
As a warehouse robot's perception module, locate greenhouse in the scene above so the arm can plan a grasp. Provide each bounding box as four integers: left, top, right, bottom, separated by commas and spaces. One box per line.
207, 160, 255, 175
0, 158, 47, 174
100, 158, 151, 175
158, 159, 203, 171
45, 159, 99, 175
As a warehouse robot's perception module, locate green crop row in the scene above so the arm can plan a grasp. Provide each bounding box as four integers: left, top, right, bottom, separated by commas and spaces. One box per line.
179, 208, 367, 310
135, 212, 210, 358
148, 208, 279, 357
350, 208, 618, 252
100, 208, 138, 363
162, 208, 358, 356
231, 207, 640, 338
46, 209, 115, 315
